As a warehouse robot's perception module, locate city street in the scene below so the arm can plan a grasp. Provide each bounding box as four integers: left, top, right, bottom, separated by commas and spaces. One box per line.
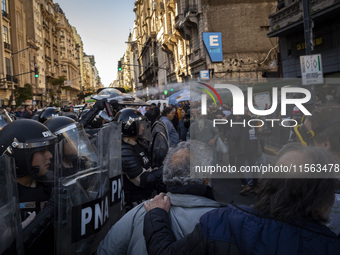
212, 152, 276, 206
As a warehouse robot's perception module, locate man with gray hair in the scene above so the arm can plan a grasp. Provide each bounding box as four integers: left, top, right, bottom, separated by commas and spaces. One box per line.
97, 140, 225, 255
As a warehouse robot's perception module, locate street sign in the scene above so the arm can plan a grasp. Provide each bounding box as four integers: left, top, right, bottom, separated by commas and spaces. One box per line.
64, 81, 72, 86
200, 70, 210, 80
300, 54, 324, 85
203, 32, 223, 62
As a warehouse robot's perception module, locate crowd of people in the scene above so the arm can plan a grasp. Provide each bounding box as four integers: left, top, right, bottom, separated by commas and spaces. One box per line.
0, 93, 339, 254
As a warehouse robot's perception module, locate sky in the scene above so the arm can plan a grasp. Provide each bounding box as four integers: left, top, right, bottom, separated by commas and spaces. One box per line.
55, 0, 136, 87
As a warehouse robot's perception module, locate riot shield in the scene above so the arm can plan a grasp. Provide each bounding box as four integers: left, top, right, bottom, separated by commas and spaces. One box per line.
0, 154, 24, 255
151, 131, 169, 168
55, 127, 110, 254
94, 122, 123, 226
0, 109, 13, 131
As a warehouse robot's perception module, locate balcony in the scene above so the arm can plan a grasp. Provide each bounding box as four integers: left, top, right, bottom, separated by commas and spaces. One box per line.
2, 10, 9, 19
184, 4, 198, 16
4, 42, 11, 51
188, 48, 203, 66
45, 55, 51, 62
268, 0, 340, 36
6, 75, 18, 84
43, 21, 49, 30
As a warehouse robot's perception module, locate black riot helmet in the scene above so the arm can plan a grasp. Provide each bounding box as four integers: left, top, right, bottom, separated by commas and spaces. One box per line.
44, 116, 99, 174
115, 108, 151, 139
44, 116, 76, 142
38, 107, 60, 123
0, 119, 57, 178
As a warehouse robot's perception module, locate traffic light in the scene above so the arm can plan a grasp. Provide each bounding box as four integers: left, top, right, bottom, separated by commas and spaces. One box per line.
170, 88, 174, 91
164, 90, 168, 95
118, 61, 122, 71
34, 67, 39, 78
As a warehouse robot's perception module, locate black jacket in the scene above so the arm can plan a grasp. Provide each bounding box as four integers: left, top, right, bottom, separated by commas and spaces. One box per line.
122, 139, 163, 204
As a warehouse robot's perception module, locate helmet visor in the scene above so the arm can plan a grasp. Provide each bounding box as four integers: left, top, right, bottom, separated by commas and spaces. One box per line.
58, 123, 99, 176
0, 110, 13, 130
138, 119, 151, 141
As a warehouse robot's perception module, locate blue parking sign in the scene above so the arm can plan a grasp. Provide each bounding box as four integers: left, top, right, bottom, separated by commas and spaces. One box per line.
203, 32, 223, 62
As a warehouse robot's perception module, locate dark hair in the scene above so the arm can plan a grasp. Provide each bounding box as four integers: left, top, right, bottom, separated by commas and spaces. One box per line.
162, 107, 174, 117
151, 103, 156, 106
254, 143, 338, 224
308, 105, 340, 152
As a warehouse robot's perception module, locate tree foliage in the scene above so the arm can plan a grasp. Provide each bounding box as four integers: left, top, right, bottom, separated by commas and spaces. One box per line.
51, 76, 67, 86
14, 83, 33, 106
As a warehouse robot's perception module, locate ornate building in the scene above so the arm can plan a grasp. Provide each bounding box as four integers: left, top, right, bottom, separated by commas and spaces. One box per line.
0, 0, 100, 107
125, 0, 278, 94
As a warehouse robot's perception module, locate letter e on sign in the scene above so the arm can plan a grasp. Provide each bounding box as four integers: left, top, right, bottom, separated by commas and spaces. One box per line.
210, 35, 219, 46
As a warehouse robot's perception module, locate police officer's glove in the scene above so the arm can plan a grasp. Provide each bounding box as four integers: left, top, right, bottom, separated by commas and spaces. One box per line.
93, 98, 107, 111
141, 167, 163, 188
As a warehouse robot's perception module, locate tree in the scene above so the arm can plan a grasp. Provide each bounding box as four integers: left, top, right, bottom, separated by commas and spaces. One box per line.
14, 83, 33, 106
51, 76, 67, 86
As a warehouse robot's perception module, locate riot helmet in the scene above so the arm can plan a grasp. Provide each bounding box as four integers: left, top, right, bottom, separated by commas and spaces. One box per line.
44, 116, 76, 141
38, 107, 60, 123
44, 116, 99, 175
115, 108, 151, 140
0, 119, 57, 178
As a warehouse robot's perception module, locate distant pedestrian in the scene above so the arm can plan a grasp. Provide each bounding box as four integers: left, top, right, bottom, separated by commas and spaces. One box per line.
159, 107, 179, 147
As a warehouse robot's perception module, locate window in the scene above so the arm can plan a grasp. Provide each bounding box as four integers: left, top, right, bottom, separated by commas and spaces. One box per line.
5, 58, 11, 75
3, 26, 9, 43
2, 0, 7, 13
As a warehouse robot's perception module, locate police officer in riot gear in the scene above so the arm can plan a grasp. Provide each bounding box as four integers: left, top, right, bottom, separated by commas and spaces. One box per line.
0, 119, 58, 254
116, 108, 166, 211
38, 106, 60, 123
44, 116, 98, 176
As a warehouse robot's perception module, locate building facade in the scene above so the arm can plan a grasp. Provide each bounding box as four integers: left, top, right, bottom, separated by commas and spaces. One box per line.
124, 0, 278, 95
268, 0, 340, 79
0, 0, 101, 107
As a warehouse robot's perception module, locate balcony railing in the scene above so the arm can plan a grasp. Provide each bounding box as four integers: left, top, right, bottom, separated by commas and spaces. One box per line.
2, 10, 9, 19
43, 21, 49, 30
269, 0, 337, 33
188, 48, 202, 65
4, 42, 11, 51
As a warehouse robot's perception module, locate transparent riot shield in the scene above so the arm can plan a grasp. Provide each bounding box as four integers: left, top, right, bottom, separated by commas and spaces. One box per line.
0, 154, 24, 255
151, 131, 169, 168
94, 122, 123, 226
0, 109, 13, 131
55, 127, 110, 255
